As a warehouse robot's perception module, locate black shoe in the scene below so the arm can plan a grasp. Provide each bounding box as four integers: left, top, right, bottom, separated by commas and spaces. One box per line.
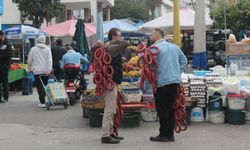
111, 134, 124, 140
150, 135, 168, 142
168, 136, 175, 142
101, 136, 120, 144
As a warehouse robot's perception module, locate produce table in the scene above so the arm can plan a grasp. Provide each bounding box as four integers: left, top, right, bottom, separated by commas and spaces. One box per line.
8, 69, 27, 83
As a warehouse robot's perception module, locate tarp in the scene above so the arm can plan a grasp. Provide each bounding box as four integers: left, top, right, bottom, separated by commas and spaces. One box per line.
140, 8, 213, 32
42, 19, 96, 37
103, 19, 139, 33
4, 25, 47, 39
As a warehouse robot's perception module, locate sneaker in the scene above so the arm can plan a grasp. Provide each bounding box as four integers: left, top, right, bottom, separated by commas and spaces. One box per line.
38, 103, 46, 108
101, 136, 120, 144
0, 100, 6, 103
111, 134, 124, 140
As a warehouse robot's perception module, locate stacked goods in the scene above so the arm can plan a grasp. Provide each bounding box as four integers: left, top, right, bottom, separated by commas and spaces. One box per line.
122, 89, 142, 103
189, 81, 206, 107
205, 73, 222, 88
207, 88, 225, 124
245, 97, 250, 121
226, 94, 246, 125
181, 79, 189, 97
81, 89, 105, 109
136, 43, 160, 93
121, 82, 140, 90
92, 47, 115, 96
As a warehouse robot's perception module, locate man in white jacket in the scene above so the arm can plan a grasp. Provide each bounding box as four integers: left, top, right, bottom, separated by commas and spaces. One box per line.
28, 36, 52, 108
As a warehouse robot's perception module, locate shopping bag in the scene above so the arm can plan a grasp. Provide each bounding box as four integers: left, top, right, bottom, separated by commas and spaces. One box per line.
46, 82, 68, 104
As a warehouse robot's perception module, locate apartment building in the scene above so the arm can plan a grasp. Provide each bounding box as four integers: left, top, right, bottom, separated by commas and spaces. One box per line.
1, 0, 114, 29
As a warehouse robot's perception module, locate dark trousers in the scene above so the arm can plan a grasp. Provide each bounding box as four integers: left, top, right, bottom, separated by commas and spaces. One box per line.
53, 65, 63, 80
154, 83, 178, 137
35, 75, 48, 104
0, 68, 9, 100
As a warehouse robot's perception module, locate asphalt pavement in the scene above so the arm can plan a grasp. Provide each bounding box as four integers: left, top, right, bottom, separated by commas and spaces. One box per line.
0, 88, 250, 150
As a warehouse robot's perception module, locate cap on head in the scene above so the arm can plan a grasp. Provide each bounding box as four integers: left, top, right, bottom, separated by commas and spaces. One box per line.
37, 36, 46, 44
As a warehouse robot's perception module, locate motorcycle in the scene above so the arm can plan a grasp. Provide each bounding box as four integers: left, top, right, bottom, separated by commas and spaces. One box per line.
64, 64, 85, 105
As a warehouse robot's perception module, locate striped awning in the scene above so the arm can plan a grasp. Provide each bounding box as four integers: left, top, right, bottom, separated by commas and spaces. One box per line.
42, 19, 96, 37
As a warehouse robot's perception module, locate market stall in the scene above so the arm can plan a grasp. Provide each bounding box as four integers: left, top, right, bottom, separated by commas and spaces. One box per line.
4, 25, 49, 63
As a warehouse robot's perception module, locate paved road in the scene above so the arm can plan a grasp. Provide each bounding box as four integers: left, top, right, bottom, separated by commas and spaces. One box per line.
0, 90, 250, 150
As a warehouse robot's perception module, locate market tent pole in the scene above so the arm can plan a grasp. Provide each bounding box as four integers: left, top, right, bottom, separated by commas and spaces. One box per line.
173, 0, 181, 47
96, 2, 104, 43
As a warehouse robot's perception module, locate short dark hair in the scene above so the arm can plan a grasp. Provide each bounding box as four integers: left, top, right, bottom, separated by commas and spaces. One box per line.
108, 28, 120, 41
154, 29, 165, 37
56, 39, 63, 46
0, 30, 4, 36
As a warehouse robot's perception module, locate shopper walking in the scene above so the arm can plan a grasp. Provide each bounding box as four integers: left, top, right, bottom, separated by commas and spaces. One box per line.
51, 39, 66, 81
101, 28, 129, 144
149, 29, 187, 142
28, 36, 52, 108
0, 31, 12, 103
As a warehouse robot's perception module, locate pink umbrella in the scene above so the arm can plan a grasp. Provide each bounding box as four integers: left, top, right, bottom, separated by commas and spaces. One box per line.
42, 19, 96, 37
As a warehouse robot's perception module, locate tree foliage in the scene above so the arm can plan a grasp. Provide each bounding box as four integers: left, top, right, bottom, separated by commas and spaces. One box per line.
210, 0, 250, 36
110, 0, 150, 21
12, 0, 64, 28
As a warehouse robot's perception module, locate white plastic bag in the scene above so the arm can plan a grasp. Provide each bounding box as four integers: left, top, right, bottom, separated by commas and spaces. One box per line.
222, 77, 241, 94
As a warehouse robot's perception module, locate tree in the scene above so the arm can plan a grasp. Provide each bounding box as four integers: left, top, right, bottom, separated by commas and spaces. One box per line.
12, 0, 64, 28
210, 0, 250, 37
110, 0, 150, 21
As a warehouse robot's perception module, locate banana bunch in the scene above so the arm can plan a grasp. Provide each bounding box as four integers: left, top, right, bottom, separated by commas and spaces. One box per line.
129, 56, 139, 65
128, 45, 137, 51
123, 70, 140, 77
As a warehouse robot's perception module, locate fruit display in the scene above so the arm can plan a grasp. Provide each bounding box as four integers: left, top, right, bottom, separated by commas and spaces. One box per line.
121, 82, 140, 90
129, 56, 139, 65
9, 63, 22, 71
20, 63, 28, 69
128, 45, 137, 52
123, 70, 140, 77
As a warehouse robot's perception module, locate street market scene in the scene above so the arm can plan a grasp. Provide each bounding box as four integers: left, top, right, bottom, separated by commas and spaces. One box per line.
0, 0, 250, 149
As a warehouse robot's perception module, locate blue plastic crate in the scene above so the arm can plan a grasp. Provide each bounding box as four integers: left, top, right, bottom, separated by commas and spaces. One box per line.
122, 77, 140, 82
193, 70, 212, 76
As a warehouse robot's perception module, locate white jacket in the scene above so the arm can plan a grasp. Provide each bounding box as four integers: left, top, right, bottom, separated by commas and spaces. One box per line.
28, 43, 52, 75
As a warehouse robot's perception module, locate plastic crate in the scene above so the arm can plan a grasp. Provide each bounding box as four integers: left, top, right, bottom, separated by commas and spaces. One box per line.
193, 70, 212, 76
122, 77, 140, 82
122, 89, 142, 103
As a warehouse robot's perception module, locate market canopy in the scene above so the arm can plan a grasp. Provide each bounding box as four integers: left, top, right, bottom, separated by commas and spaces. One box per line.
140, 8, 213, 32
103, 19, 139, 33
42, 19, 96, 37
4, 25, 47, 39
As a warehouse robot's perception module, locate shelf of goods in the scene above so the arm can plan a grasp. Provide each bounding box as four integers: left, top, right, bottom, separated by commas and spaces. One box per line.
184, 72, 223, 108
226, 43, 250, 76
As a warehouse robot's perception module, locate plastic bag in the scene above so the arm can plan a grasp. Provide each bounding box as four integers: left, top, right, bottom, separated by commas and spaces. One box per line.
222, 78, 241, 94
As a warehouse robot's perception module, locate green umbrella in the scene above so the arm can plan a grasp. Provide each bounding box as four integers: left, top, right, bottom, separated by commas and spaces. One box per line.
73, 18, 90, 56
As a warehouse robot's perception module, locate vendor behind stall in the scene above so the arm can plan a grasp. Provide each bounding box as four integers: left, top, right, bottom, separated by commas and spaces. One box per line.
0, 30, 12, 103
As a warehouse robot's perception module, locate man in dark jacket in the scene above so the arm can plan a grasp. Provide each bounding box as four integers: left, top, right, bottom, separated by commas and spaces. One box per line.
0, 30, 12, 103
51, 39, 66, 81
101, 28, 130, 144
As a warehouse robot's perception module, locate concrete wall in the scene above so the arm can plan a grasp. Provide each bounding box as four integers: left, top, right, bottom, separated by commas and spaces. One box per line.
2, 1, 21, 24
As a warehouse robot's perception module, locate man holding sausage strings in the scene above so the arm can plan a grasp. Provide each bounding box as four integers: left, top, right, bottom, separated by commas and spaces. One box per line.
100, 28, 130, 144
150, 29, 187, 142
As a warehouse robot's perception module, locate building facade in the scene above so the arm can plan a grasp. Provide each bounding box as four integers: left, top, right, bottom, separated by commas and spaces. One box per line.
1, 0, 114, 29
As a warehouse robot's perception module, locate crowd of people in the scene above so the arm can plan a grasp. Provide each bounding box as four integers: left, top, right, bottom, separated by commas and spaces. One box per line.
0, 28, 187, 144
